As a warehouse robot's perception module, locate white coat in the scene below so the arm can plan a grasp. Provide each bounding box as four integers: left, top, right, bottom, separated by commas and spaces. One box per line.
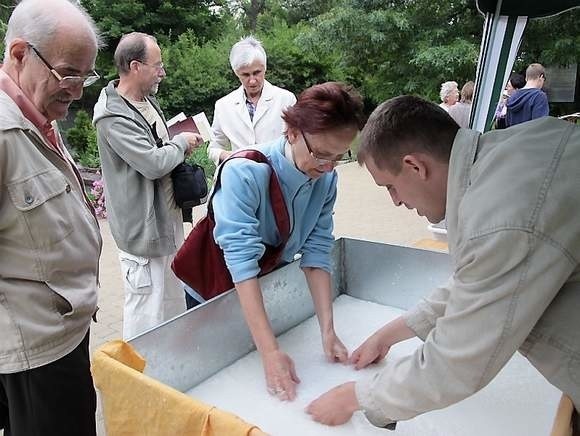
208, 80, 296, 165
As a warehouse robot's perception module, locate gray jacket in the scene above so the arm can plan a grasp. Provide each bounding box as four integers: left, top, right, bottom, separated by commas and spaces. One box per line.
0, 91, 101, 373
93, 80, 189, 257
357, 117, 580, 426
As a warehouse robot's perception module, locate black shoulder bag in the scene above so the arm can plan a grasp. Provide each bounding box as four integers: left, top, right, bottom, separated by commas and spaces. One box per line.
121, 96, 209, 217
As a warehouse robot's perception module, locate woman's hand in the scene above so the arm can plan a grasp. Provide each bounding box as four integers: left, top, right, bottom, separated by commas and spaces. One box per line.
262, 349, 301, 401
322, 330, 349, 363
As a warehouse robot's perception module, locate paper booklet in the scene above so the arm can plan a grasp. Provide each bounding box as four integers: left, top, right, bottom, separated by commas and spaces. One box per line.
166, 112, 212, 142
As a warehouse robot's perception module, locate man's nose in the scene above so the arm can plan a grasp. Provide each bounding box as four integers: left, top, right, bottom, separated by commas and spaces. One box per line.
67, 83, 84, 100
389, 191, 402, 207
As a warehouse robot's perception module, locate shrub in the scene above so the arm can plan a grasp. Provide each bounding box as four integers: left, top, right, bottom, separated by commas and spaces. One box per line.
67, 110, 101, 168
186, 142, 216, 186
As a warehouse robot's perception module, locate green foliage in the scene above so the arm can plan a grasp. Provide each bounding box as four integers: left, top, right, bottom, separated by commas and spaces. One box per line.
81, 0, 224, 45
66, 110, 100, 168
519, 9, 580, 68
280, 0, 339, 24
186, 143, 216, 184
156, 31, 238, 119
0, 2, 10, 57
298, 0, 482, 105
0, 23, 5, 59
259, 20, 336, 94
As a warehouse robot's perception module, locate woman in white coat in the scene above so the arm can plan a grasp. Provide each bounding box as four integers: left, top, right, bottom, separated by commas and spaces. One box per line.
208, 36, 296, 165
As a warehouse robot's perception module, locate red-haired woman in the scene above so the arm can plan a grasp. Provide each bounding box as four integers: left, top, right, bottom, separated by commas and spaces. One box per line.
211, 82, 365, 401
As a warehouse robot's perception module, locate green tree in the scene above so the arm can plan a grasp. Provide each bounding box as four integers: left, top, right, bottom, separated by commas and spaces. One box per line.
519, 9, 580, 68
81, 0, 224, 45
258, 19, 337, 94
298, 0, 580, 109
279, 0, 339, 24
0, 2, 13, 57
156, 31, 238, 119
66, 110, 100, 168
298, 0, 482, 105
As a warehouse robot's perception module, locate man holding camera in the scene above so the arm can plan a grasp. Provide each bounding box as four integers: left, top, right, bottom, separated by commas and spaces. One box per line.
93, 32, 202, 338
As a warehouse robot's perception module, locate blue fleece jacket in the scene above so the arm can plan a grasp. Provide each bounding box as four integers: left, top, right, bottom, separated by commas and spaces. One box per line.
212, 137, 337, 283
506, 88, 549, 127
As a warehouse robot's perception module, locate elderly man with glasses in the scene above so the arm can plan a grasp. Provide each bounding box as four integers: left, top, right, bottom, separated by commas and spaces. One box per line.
0, 1, 103, 435
93, 32, 203, 339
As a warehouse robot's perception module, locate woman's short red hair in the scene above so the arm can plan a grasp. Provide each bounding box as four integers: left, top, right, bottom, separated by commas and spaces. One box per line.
282, 82, 365, 134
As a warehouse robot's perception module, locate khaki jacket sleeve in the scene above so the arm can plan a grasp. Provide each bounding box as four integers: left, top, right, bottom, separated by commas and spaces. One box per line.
403, 276, 453, 340
356, 229, 575, 427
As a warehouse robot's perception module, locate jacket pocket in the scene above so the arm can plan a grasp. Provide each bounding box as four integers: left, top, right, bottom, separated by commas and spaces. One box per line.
7, 169, 74, 248
119, 253, 153, 295
0, 293, 24, 358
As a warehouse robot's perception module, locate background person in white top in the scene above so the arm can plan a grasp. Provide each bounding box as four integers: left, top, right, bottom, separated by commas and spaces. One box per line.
93, 33, 202, 338
207, 36, 296, 165
438, 80, 459, 112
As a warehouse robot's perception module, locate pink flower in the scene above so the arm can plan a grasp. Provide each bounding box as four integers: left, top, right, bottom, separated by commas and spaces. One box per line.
90, 177, 107, 219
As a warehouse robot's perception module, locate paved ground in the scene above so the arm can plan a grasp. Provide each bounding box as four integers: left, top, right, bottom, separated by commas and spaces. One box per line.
89, 161, 440, 435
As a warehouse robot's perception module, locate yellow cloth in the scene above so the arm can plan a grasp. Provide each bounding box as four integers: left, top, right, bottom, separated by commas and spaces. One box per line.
92, 340, 266, 436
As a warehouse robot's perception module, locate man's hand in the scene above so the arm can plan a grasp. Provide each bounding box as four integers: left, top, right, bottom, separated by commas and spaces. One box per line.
262, 349, 300, 401
350, 316, 415, 370
349, 329, 392, 370
306, 382, 360, 425
179, 132, 204, 155
322, 330, 349, 363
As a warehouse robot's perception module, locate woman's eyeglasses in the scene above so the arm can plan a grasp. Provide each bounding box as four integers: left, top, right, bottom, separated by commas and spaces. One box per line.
301, 130, 349, 165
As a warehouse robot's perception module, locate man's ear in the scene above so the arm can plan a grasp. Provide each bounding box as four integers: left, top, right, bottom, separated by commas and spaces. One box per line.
9, 39, 28, 65
402, 154, 429, 180
128, 59, 142, 73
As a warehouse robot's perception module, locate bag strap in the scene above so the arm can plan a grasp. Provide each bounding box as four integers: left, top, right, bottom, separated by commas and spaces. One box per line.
209, 149, 290, 244
121, 96, 165, 148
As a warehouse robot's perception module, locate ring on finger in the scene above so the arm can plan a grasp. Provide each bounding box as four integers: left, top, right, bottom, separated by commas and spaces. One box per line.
268, 386, 284, 395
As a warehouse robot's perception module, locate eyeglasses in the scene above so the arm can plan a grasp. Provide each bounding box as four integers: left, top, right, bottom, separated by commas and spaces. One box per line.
136, 60, 165, 72
28, 43, 100, 88
301, 130, 349, 166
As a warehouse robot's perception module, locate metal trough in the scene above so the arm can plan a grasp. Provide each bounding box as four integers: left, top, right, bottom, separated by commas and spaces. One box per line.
129, 237, 451, 393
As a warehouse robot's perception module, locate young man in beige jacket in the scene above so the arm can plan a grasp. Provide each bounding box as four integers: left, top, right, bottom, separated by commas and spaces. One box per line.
307, 96, 580, 431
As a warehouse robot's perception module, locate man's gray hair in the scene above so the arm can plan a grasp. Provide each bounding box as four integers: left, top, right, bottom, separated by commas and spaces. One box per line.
439, 81, 458, 103
114, 32, 157, 75
229, 36, 267, 72
3, 0, 103, 62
